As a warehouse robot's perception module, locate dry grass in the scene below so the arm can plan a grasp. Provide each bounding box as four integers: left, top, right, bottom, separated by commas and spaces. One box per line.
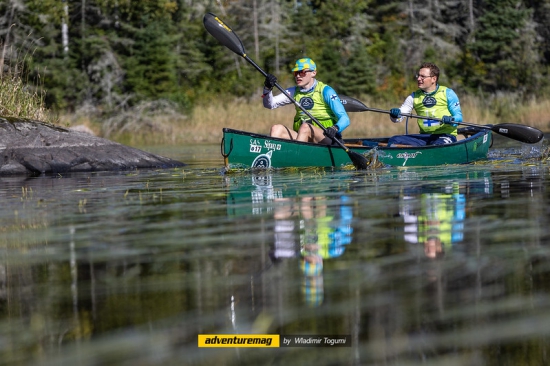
0, 68, 54, 123
517, 98, 550, 131
58, 93, 550, 145
170, 95, 407, 143
179, 94, 550, 143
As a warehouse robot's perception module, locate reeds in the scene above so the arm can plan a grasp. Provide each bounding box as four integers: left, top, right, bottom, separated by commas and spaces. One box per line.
181, 93, 550, 144
0, 61, 53, 123
101, 100, 186, 145
180, 97, 402, 143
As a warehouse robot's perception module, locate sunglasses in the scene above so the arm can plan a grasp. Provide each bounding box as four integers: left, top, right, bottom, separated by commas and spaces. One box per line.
415, 73, 434, 80
293, 69, 314, 77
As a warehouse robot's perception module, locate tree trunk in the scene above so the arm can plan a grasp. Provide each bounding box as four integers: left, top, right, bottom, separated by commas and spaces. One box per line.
0, 3, 16, 78
253, 0, 259, 60
272, 0, 280, 74
469, 0, 475, 34
62, 0, 69, 55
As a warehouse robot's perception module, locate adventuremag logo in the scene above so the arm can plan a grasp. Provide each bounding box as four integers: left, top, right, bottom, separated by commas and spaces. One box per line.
198, 334, 351, 348
198, 334, 279, 348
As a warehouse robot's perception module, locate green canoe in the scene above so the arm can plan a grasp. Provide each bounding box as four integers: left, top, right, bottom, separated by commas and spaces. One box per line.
221, 128, 492, 169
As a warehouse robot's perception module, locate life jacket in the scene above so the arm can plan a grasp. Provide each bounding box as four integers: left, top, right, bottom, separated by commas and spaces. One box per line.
293, 81, 337, 131
413, 85, 457, 136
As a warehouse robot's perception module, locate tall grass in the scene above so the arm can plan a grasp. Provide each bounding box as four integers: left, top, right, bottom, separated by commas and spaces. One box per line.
0, 63, 54, 123
176, 93, 550, 144
132, 95, 409, 144
100, 100, 186, 145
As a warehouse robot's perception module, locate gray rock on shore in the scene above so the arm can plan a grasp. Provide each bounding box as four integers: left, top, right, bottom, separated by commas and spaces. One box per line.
0, 117, 185, 176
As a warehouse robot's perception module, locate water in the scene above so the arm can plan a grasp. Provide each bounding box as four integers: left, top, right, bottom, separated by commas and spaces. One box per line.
1, 139, 550, 365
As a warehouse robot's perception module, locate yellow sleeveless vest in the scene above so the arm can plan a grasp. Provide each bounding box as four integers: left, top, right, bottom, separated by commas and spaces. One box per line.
293, 81, 337, 131
413, 85, 457, 136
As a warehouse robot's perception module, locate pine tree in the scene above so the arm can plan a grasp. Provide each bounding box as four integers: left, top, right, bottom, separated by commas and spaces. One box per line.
467, 0, 538, 93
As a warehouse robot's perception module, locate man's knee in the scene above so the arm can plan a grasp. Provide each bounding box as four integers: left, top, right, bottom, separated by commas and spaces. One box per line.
298, 123, 313, 134
270, 124, 284, 136
271, 124, 294, 139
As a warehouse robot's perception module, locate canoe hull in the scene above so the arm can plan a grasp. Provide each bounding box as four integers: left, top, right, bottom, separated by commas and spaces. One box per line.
374, 132, 491, 166
222, 128, 492, 168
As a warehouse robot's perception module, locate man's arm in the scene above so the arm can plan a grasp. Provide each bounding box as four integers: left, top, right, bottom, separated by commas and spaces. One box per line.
390, 94, 414, 123
322, 86, 350, 132
446, 89, 462, 122
262, 87, 296, 109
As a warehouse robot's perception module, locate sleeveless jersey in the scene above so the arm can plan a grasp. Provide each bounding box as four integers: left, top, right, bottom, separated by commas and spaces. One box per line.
293, 81, 337, 131
413, 85, 457, 136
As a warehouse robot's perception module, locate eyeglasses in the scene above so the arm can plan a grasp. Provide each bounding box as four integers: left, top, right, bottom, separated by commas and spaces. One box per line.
415, 73, 434, 80
294, 69, 314, 77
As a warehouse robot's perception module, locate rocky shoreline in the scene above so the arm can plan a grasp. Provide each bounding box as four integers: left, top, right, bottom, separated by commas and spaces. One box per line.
0, 117, 185, 176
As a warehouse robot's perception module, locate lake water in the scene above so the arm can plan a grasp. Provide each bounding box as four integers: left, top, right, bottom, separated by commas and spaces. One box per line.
1, 136, 550, 365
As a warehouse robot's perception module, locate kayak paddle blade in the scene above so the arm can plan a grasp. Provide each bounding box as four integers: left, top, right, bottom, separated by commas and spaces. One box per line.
348, 150, 370, 170
203, 13, 246, 57
339, 95, 370, 113
491, 123, 544, 144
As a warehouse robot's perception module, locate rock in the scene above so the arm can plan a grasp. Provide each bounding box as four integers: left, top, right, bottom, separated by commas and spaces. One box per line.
0, 117, 185, 176
69, 124, 96, 135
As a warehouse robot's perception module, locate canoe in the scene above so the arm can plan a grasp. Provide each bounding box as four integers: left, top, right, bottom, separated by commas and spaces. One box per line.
221, 127, 492, 169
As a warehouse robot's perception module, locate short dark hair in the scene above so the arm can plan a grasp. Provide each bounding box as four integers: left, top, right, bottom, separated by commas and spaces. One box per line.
419, 62, 440, 82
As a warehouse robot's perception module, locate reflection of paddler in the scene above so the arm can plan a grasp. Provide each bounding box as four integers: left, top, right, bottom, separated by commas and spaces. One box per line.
298, 196, 353, 306
417, 192, 464, 258
269, 195, 353, 306
301, 247, 324, 307
299, 196, 352, 260
271, 198, 297, 260
299, 197, 326, 307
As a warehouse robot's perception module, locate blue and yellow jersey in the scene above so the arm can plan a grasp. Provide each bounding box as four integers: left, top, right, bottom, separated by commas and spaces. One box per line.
412, 85, 463, 135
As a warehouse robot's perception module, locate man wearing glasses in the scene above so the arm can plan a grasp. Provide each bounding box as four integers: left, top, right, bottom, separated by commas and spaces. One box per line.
388, 62, 462, 146
262, 58, 350, 145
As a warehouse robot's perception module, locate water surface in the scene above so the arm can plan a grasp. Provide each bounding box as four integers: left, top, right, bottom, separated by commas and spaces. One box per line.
1, 139, 550, 365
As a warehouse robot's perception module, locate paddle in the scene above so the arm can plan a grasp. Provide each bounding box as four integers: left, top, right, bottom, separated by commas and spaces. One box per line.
338, 95, 544, 144
203, 13, 370, 170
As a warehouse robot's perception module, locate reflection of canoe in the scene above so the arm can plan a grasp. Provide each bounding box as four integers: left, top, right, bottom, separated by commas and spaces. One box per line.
222, 128, 492, 169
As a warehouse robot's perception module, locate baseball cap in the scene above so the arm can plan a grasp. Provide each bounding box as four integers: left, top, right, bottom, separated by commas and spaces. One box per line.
292, 58, 317, 72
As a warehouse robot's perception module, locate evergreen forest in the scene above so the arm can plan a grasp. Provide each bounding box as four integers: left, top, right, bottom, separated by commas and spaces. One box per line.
1, 0, 549, 126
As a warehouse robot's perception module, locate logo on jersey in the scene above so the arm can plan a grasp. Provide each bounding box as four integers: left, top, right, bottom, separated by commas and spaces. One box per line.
300, 97, 314, 110
422, 96, 437, 108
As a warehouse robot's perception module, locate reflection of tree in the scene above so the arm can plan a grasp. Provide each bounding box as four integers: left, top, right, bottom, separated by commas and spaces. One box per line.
271, 195, 352, 307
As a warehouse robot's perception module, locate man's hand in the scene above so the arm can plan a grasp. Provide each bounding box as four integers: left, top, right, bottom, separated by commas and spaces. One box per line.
442, 115, 457, 127
324, 125, 339, 139
264, 74, 277, 89
390, 108, 401, 119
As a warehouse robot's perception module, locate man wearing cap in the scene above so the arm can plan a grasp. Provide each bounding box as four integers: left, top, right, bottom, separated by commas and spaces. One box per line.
262, 58, 350, 144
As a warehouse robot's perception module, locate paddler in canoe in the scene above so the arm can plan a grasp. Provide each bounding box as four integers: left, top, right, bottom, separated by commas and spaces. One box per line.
261, 57, 351, 145
387, 62, 463, 147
